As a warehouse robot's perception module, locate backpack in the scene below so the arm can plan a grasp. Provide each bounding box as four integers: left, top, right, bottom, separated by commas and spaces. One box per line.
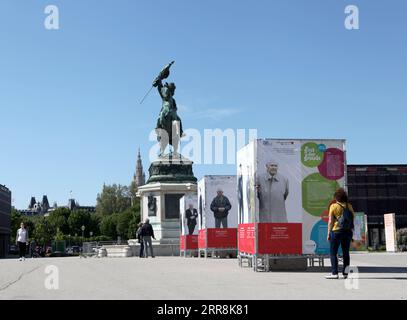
336, 203, 354, 231
136, 228, 142, 242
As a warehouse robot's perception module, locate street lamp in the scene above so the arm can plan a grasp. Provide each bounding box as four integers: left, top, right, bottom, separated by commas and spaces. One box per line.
90, 231, 93, 238
81, 225, 85, 246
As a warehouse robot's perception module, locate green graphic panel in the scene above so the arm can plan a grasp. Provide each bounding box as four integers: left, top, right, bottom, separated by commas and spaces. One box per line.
302, 173, 340, 216
301, 142, 324, 167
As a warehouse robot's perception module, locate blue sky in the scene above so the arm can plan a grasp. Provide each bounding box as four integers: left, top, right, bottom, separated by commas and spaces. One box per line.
1, 0, 406, 208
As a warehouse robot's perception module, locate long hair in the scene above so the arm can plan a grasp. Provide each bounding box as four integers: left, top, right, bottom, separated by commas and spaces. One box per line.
334, 188, 348, 203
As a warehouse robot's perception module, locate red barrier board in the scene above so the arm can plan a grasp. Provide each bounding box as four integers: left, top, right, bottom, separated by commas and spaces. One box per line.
198, 229, 207, 249
199, 228, 237, 249
257, 223, 302, 255
238, 223, 256, 254
206, 228, 237, 248
180, 235, 198, 250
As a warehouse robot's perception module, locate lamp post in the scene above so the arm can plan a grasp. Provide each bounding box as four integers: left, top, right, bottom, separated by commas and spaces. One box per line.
90, 231, 93, 239
81, 225, 85, 245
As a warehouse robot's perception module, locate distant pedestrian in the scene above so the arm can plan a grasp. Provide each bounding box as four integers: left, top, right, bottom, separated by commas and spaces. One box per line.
30, 239, 37, 258
141, 218, 155, 258
326, 188, 355, 279
16, 222, 29, 261
136, 222, 144, 258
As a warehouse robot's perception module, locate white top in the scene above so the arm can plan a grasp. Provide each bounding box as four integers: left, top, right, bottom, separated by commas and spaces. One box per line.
17, 228, 28, 243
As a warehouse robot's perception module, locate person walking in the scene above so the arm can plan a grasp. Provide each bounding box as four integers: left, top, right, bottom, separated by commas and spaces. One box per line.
16, 222, 29, 261
30, 239, 37, 258
326, 188, 355, 279
136, 222, 144, 258
141, 218, 155, 258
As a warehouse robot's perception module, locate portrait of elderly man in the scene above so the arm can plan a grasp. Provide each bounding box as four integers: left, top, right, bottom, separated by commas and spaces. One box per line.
256, 160, 289, 223
210, 188, 232, 228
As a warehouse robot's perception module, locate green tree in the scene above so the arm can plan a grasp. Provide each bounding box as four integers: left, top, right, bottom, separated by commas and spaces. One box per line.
116, 197, 141, 240
128, 199, 141, 239
11, 208, 22, 239
23, 218, 36, 241
47, 207, 70, 235
33, 216, 53, 246
54, 228, 65, 241
96, 184, 132, 216
116, 209, 133, 239
100, 214, 118, 239
67, 209, 92, 237
89, 213, 101, 237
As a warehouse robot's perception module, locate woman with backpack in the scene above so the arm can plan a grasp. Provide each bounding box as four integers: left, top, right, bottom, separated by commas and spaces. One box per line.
326, 188, 355, 279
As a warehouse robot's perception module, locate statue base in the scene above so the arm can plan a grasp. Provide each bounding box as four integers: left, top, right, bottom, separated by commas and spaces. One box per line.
137, 154, 197, 256
146, 154, 197, 184
137, 182, 197, 255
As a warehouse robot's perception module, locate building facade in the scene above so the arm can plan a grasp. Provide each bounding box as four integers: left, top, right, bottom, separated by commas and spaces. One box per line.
0, 185, 11, 258
347, 165, 407, 247
20, 196, 95, 216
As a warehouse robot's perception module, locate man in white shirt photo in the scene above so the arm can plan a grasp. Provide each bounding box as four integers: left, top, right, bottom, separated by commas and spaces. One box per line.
256, 161, 289, 223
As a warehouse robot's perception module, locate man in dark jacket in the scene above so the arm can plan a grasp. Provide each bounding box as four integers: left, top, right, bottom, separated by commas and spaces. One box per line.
210, 189, 232, 228
185, 204, 198, 235
141, 218, 156, 258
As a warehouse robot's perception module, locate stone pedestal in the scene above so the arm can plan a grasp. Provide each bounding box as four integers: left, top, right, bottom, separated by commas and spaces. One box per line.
103, 245, 132, 258
138, 182, 197, 245
137, 155, 197, 256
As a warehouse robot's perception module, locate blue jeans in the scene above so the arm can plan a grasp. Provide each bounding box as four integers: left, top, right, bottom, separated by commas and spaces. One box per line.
139, 241, 144, 258
143, 236, 154, 258
330, 230, 352, 275
215, 217, 228, 228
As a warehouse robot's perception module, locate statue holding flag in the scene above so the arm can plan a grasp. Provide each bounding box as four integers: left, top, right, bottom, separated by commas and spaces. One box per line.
151, 61, 184, 156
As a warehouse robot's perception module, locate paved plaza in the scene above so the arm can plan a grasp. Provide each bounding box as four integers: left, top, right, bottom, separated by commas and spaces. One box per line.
0, 252, 406, 300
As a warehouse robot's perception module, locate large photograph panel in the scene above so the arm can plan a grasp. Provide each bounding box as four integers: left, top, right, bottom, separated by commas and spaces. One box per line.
180, 194, 198, 236
255, 140, 302, 223
202, 175, 238, 229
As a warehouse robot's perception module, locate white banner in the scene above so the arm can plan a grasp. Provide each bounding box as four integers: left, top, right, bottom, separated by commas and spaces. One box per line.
180, 194, 198, 236
197, 176, 238, 229
384, 213, 397, 252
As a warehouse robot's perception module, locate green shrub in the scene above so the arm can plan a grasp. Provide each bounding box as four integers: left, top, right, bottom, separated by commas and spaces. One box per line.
396, 228, 407, 245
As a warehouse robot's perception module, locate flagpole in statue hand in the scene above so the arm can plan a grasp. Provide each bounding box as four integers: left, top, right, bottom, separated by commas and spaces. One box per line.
139, 61, 175, 104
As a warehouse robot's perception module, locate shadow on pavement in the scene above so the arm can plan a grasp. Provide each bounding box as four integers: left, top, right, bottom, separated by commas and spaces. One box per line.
307, 266, 407, 274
